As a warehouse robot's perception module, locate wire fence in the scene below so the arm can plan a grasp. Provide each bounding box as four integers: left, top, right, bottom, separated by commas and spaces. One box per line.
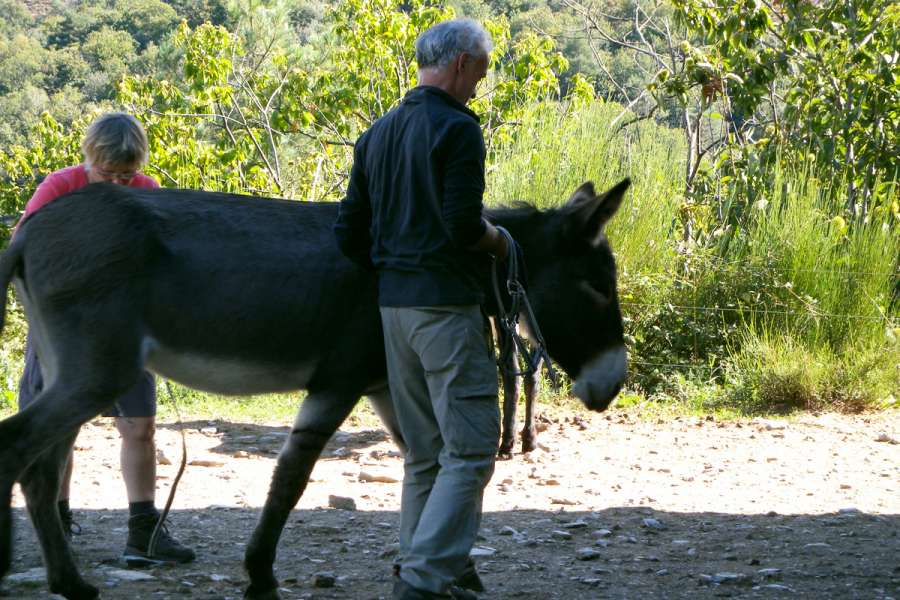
619, 301, 891, 321
667, 253, 899, 278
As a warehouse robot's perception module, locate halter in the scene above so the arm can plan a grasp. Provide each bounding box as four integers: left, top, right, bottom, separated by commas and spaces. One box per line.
491, 226, 559, 387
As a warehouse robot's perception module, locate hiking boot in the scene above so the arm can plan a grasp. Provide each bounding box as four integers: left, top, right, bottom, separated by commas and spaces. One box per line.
449, 586, 479, 600
455, 559, 484, 593
59, 507, 82, 539
123, 514, 195, 566
393, 559, 484, 593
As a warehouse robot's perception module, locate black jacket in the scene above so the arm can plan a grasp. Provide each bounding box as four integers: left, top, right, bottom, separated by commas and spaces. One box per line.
334, 86, 489, 307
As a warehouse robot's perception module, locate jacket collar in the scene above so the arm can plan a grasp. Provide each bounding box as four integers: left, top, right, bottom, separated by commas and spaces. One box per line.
404, 86, 481, 122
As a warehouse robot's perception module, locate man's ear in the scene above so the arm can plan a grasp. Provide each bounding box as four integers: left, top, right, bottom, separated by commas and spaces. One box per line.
455, 52, 468, 74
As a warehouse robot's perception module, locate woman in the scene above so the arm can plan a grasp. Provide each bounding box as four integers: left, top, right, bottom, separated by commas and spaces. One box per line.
17, 112, 195, 565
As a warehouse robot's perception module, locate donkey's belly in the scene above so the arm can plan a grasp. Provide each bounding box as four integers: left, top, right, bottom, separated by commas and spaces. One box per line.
143, 337, 316, 395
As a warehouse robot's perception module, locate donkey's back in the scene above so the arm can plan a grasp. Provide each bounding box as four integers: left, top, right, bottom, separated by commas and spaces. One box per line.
13, 183, 384, 396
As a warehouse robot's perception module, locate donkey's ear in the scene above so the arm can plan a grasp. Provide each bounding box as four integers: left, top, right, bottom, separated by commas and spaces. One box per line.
567, 178, 630, 242
565, 181, 596, 207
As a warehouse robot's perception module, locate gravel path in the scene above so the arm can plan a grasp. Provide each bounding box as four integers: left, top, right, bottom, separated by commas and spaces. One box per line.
5, 409, 899, 599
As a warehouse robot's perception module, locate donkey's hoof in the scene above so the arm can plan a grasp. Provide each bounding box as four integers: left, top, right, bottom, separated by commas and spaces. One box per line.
49, 578, 100, 600
244, 582, 282, 600
520, 433, 537, 453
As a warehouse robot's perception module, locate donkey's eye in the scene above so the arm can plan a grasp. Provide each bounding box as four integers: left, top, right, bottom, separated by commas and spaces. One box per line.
579, 281, 610, 308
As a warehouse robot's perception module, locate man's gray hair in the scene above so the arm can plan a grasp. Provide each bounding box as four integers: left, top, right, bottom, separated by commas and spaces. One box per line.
415, 18, 493, 69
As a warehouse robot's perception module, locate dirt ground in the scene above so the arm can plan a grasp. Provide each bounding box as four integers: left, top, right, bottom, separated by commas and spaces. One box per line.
4, 408, 899, 599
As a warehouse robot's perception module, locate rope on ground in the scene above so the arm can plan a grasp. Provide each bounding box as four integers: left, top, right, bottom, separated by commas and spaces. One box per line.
148, 380, 188, 558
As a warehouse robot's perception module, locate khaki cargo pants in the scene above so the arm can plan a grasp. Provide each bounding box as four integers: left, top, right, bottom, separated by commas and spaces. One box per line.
380, 305, 500, 595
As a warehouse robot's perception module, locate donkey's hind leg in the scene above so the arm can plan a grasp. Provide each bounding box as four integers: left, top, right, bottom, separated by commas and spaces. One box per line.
19, 433, 100, 600
0, 380, 119, 600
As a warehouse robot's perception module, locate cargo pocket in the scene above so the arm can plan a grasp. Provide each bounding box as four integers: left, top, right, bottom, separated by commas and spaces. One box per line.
445, 387, 500, 457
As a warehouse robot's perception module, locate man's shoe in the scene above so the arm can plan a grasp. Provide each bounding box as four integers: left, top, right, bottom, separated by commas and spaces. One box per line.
456, 559, 484, 592
59, 507, 82, 539
123, 514, 196, 566
393, 559, 484, 593
392, 578, 451, 599
449, 586, 479, 600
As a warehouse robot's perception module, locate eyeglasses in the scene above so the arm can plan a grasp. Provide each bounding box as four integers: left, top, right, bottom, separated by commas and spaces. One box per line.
90, 165, 138, 181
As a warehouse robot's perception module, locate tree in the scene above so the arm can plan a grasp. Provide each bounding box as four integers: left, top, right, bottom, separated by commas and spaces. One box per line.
0, 0, 32, 39
0, 34, 47, 95
117, 0, 583, 201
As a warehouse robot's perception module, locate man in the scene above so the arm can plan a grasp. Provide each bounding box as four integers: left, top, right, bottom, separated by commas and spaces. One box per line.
334, 18, 507, 600
17, 112, 195, 566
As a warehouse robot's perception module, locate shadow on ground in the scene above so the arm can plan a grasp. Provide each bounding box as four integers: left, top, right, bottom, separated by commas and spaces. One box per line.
4, 505, 898, 599
156, 420, 392, 460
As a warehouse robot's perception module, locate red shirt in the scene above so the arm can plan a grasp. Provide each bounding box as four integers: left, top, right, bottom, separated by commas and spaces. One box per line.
18, 164, 159, 227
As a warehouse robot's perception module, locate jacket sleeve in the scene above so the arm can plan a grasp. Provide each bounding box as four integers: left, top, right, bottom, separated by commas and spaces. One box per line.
334, 139, 375, 269
440, 119, 487, 248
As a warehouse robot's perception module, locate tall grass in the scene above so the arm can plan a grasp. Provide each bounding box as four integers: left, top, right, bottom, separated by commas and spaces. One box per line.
485, 99, 898, 413
722, 172, 897, 349
486, 100, 686, 278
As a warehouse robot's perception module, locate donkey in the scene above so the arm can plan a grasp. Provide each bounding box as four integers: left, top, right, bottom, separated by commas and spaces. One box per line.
0, 178, 629, 600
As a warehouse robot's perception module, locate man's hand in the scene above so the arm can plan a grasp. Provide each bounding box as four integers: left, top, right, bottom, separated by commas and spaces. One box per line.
470, 219, 509, 259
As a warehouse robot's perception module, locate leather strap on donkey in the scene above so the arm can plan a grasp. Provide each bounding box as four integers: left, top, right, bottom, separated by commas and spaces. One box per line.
491, 226, 559, 388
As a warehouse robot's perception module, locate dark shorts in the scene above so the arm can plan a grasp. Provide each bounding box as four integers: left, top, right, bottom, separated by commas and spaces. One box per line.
18, 333, 156, 418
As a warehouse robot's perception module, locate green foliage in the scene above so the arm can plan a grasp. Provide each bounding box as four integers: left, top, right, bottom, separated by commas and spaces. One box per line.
670, 0, 899, 215
0, 0, 227, 147
115, 0, 583, 200
165, 0, 233, 29
0, 0, 32, 38
0, 294, 26, 413
0, 112, 85, 229
723, 332, 899, 414
0, 34, 47, 94
118, 21, 284, 193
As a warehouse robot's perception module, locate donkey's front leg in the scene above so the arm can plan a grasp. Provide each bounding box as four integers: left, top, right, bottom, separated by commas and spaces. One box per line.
19, 436, 99, 600
244, 391, 358, 600
521, 360, 541, 453
496, 325, 520, 459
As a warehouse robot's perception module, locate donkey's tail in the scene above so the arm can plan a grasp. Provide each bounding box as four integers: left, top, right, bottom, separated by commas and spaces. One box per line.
0, 234, 24, 336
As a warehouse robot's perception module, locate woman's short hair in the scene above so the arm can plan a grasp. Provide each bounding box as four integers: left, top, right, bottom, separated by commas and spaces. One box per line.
81, 112, 149, 169
415, 18, 493, 69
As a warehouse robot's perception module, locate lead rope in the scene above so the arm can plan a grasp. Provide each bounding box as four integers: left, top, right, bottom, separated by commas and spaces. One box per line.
491, 226, 558, 388
148, 380, 188, 558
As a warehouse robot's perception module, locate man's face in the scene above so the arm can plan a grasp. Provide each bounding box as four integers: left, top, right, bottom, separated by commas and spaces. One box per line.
458, 52, 489, 104
87, 163, 138, 185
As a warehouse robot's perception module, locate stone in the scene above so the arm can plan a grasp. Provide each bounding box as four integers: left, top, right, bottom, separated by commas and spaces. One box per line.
327, 495, 357, 511
358, 471, 399, 483
6, 568, 46, 584
709, 572, 753, 586
189, 459, 224, 467
562, 519, 589, 529
757, 568, 782, 579
576, 548, 602, 561
311, 571, 336, 588
100, 569, 157, 582
156, 449, 172, 465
